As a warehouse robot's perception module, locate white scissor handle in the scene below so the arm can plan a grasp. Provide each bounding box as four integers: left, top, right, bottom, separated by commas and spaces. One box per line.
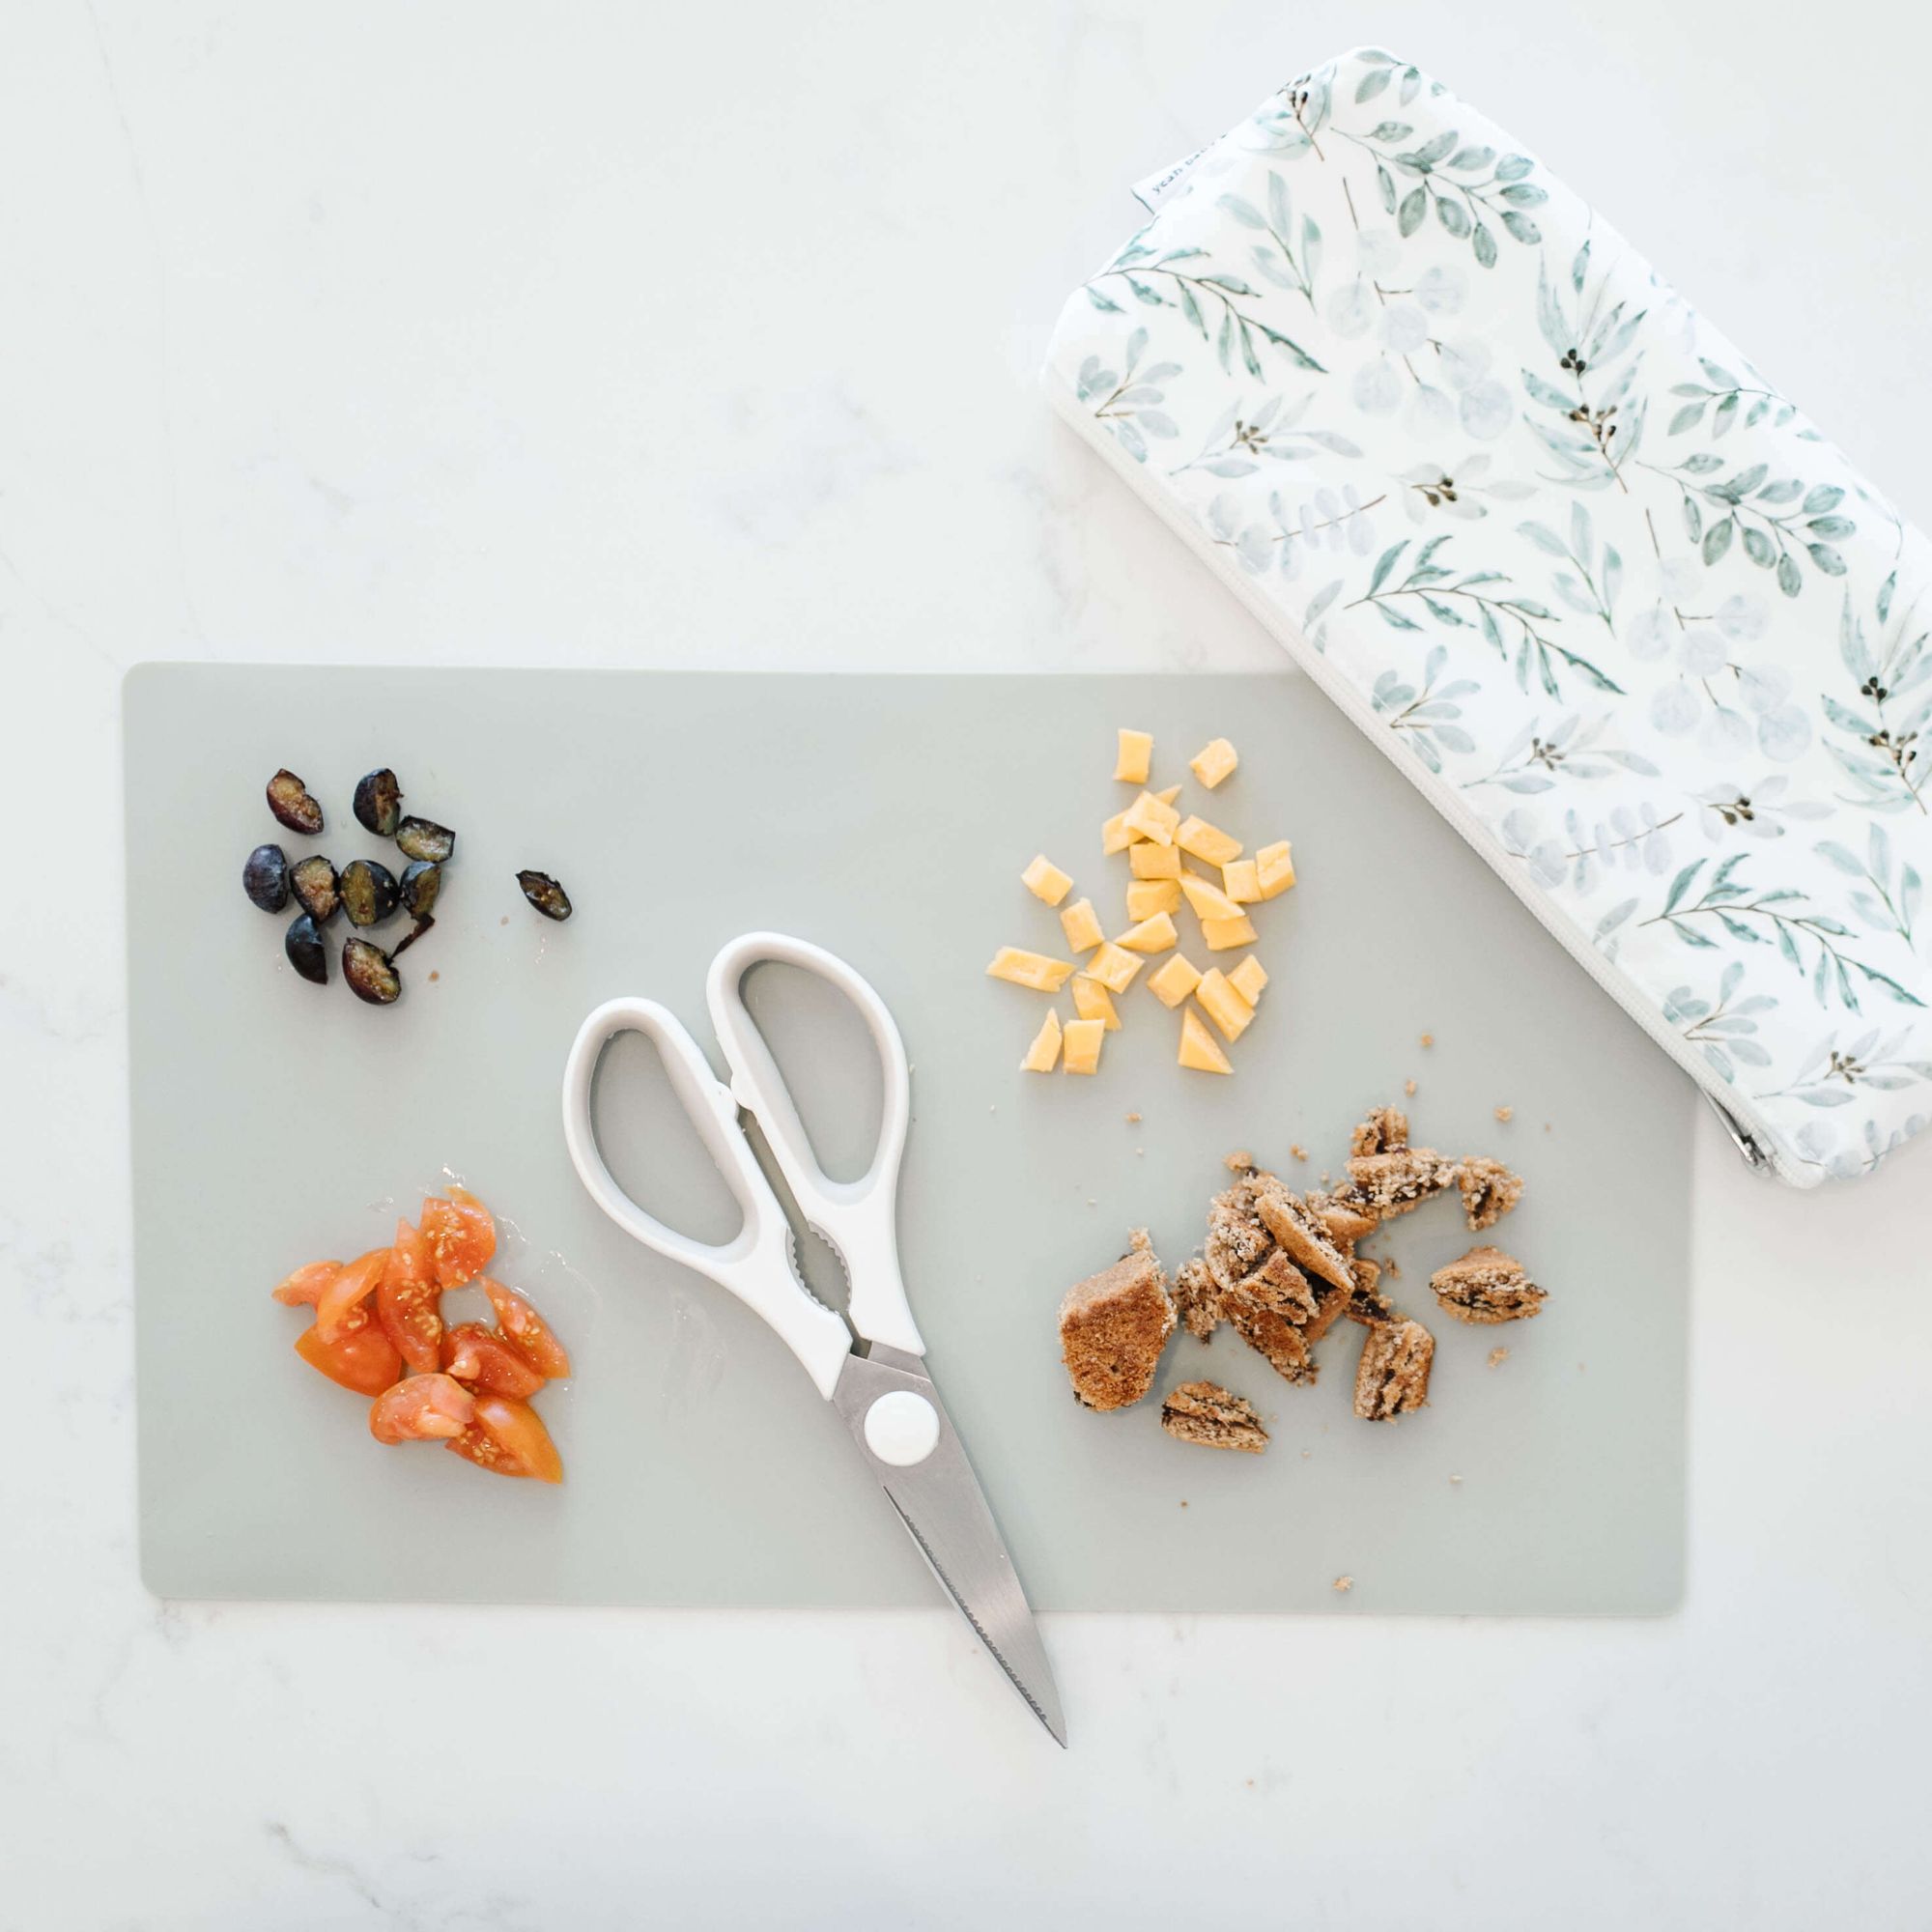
705, 933, 924, 1359
561, 996, 854, 1398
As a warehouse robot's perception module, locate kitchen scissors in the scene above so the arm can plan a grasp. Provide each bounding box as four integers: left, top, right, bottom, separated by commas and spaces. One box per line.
561, 931, 1065, 1746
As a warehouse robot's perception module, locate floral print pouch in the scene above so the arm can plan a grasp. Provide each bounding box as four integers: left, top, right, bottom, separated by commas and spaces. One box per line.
1042, 45, 1932, 1185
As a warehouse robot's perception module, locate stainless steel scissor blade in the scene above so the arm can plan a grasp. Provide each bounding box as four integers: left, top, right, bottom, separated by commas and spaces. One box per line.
832, 1347, 1065, 1748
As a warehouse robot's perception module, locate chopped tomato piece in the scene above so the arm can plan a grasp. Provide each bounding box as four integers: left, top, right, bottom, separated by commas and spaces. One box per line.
377, 1218, 442, 1374
295, 1303, 403, 1396
446, 1395, 563, 1483
271, 1260, 343, 1307
441, 1321, 546, 1399
369, 1373, 475, 1444
420, 1186, 496, 1289
481, 1277, 572, 1379
315, 1248, 391, 1343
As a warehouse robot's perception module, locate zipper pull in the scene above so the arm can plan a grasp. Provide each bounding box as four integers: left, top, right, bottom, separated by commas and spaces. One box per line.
1704, 1094, 1774, 1174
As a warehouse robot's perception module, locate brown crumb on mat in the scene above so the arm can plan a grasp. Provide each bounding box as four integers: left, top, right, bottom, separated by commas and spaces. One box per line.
1174, 1256, 1223, 1343
1159, 1379, 1269, 1454
1345, 1256, 1396, 1327
1332, 1575, 1353, 1594
1420, 1032, 1434, 1047
1311, 1192, 1378, 1251
1125, 1112, 1142, 1123
1353, 1319, 1435, 1421
1058, 1230, 1175, 1411
1350, 1105, 1409, 1156
1431, 1245, 1547, 1325
1290, 1144, 1309, 1161
1205, 1161, 1276, 1293
1488, 1346, 1510, 1369
1404, 1078, 1416, 1096
1345, 1146, 1457, 1219
1494, 1105, 1514, 1123
1455, 1155, 1523, 1231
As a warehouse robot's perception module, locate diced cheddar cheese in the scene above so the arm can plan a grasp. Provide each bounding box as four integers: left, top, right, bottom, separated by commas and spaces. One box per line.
1189, 738, 1238, 789
1179, 871, 1244, 924
1147, 952, 1204, 1009
1021, 854, 1073, 906
1176, 815, 1242, 866
1129, 842, 1182, 881
1113, 729, 1153, 785
1101, 810, 1134, 856
1121, 789, 1181, 847
1200, 915, 1258, 952
1083, 942, 1144, 994
1059, 897, 1104, 953
1117, 911, 1178, 954
1021, 1009, 1063, 1072
1154, 784, 1181, 807
1072, 975, 1121, 1032
1196, 969, 1255, 1042
1228, 954, 1268, 1005
1221, 859, 1261, 904
1125, 878, 1182, 921
1179, 1007, 1233, 1074
987, 947, 1075, 992
1256, 839, 1296, 898
1062, 1017, 1104, 1075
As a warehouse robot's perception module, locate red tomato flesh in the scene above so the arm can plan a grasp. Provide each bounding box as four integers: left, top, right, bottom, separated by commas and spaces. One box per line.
446, 1395, 563, 1483
377, 1218, 442, 1374
420, 1187, 496, 1289
295, 1303, 403, 1396
369, 1373, 475, 1444
315, 1248, 391, 1344
271, 1260, 343, 1307
480, 1277, 572, 1379
441, 1322, 546, 1399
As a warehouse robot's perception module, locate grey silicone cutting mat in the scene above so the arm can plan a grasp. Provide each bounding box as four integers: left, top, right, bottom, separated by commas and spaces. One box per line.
127, 667, 1690, 1613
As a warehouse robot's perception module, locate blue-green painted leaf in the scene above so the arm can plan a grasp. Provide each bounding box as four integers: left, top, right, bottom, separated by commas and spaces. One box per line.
1500, 212, 1542, 245
1878, 570, 1896, 624
1703, 517, 1734, 565
1777, 552, 1803, 598
1376, 603, 1424, 632
1085, 286, 1125, 313
1742, 526, 1776, 568
1495, 154, 1534, 181
1446, 144, 1494, 170
1806, 516, 1856, 540
1663, 860, 1705, 914
1680, 454, 1724, 474
1368, 540, 1409, 594
1668, 401, 1706, 436
1755, 478, 1804, 504
1803, 484, 1844, 515
1365, 121, 1413, 143
1355, 65, 1391, 102
1713, 393, 1739, 438
1472, 221, 1497, 269
1218, 194, 1267, 229
1378, 163, 1397, 214
1499, 183, 1548, 206
1808, 543, 1848, 576
1410, 129, 1458, 166
1398, 185, 1427, 236
1436, 195, 1470, 238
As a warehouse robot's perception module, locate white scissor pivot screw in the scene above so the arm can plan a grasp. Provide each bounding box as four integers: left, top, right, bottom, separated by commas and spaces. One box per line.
863, 1389, 941, 1466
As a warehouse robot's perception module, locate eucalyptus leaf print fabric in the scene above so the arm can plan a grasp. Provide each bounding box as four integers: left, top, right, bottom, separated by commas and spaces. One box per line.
1045, 47, 1932, 1185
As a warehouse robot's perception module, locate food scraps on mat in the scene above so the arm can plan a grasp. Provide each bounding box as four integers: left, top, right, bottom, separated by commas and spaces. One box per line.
352, 767, 404, 838
272, 1185, 570, 1481
266, 768, 324, 835
987, 728, 1294, 1077
516, 870, 574, 922
1056, 1105, 1537, 1447
243, 843, 290, 912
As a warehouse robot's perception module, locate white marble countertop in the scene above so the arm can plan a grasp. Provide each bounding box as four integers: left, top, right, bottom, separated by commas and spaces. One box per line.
6, 2, 1930, 1924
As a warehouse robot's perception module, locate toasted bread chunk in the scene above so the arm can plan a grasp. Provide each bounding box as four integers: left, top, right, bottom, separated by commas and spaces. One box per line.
1431, 1245, 1546, 1324
1302, 1280, 1352, 1346
1058, 1231, 1174, 1411
1353, 1320, 1435, 1420
1456, 1155, 1524, 1230
1309, 1191, 1380, 1251
1205, 1162, 1275, 1293
1174, 1256, 1223, 1342
1253, 1179, 1356, 1294
1160, 1379, 1268, 1454
1346, 1255, 1397, 1327
1350, 1105, 1410, 1156
1345, 1147, 1458, 1219
1223, 1293, 1317, 1384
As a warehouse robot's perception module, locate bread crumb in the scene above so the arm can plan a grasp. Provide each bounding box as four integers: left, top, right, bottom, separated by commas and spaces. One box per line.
1420, 1032, 1434, 1047
1159, 1379, 1269, 1453
1488, 1346, 1510, 1368
1179, 1499, 1188, 1508
1449, 1473, 1463, 1485
1404, 1078, 1416, 1095
1087, 1198, 1097, 1207
1383, 1256, 1401, 1279
1332, 1575, 1353, 1594
1125, 1112, 1142, 1123
500, 915, 510, 926
1353, 1319, 1435, 1420
1300, 1449, 1311, 1459
1290, 1144, 1309, 1161
1135, 1147, 1145, 1156
1494, 1104, 1514, 1122
1059, 1234, 1175, 1410
1433, 1246, 1546, 1325
428, 970, 440, 982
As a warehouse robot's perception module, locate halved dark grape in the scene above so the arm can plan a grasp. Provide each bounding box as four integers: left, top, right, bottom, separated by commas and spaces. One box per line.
285, 912, 328, 983
353, 769, 404, 837
392, 914, 435, 957
340, 858, 400, 927
343, 938, 401, 1005
516, 870, 573, 922
243, 843, 290, 912
291, 855, 340, 922
267, 769, 324, 835
399, 860, 441, 917
395, 816, 455, 863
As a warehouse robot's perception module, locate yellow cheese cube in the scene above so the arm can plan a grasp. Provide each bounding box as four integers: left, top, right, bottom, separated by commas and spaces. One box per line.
1071, 975, 1121, 1032
1228, 954, 1268, 1005
1129, 842, 1182, 880
1101, 810, 1134, 856
1062, 1017, 1104, 1075
1176, 815, 1243, 866
987, 947, 1075, 992
1196, 969, 1255, 1042
1082, 942, 1144, 994
1125, 878, 1182, 921
1200, 915, 1258, 952
1021, 854, 1073, 906
1154, 784, 1182, 807
1147, 952, 1203, 1009
1113, 728, 1153, 785
1221, 859, 1261, 904
1179, 1006, 1233, 1074
1059, 897, 1104, 953
1256, 839, 1296, 898
1117, 911, 1178, 954
1121, 789, 1180, 846
1020, 1009, 1063, 1072
1189, 737, 1238, 789
1179, 871, 1243, 924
